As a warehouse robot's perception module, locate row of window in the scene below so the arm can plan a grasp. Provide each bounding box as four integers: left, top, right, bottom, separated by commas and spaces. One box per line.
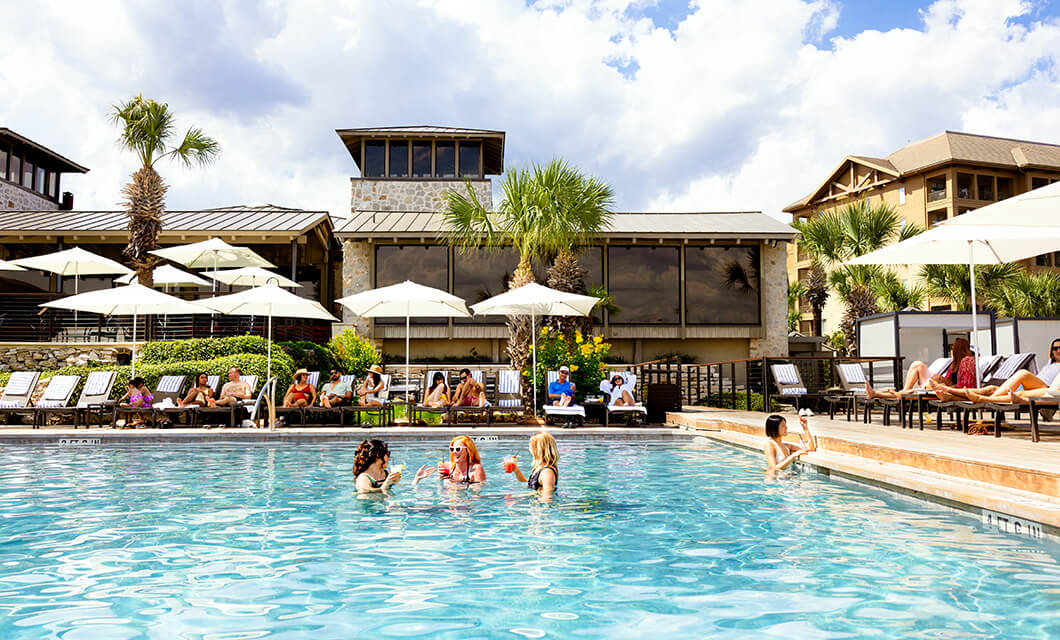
1035, 251, 1060, 267
373, 244, 762, 325
0, 144, 60, 199
362, 140, 482, 179
926, 172, 1054, 204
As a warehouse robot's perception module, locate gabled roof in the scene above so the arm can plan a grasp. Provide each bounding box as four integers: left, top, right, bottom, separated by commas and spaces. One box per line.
0, 128, 89, 173
336, 125, 505, 175
335, 211, 797, 240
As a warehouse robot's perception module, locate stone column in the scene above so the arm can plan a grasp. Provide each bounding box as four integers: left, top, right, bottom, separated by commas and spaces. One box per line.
749, 241, 790, 358
340, 240, 372, 337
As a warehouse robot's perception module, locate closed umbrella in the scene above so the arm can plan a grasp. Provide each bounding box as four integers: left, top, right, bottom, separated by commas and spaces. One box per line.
14, 247, 134, 322
335, 281, 471, 403
205, 267, 300, 288
470, 283, 599, 416
40, 284, 209, 376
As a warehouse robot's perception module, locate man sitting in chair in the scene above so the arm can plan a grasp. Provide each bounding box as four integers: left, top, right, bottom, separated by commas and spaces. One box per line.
208, 366, 252, 408
451, 368, 486, 408
320, 370, 353, 408
549, 366, 576, 406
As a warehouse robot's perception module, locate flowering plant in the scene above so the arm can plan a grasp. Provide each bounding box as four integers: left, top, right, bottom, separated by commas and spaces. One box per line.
525, 327, 610, 404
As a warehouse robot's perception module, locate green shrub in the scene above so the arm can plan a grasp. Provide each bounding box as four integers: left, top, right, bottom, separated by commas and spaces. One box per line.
278, 340, 339, 373
139, 334, 268, 364
697, 392, 780, 412
328, 329, 381, 376
525, 327, 611, 403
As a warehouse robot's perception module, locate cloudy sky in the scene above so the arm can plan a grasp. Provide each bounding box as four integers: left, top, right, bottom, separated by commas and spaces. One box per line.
3, 0, 1060, 221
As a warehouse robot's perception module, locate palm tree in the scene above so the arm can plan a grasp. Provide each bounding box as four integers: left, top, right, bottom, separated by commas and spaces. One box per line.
872, 272, 927, 312
110, 95, 220, 285
982, 270, 1060, 317
787, 281, 807, 333
920, 263, 1022, 311
804, 260, 829, 336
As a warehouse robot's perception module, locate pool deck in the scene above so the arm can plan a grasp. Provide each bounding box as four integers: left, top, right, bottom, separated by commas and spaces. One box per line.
668, 406, 1060, 535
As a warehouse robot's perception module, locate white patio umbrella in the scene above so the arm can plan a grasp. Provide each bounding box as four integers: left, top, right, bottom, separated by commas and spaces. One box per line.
848, 223, 1060, 385
0, 259, 25, 271
115, 264, 210, 288
335, 281, 471, 403
197, 282, 338, 391
205, 267, 300, 288
944, 179, 1060, 228
470, 283, 599, 416
40, 284, 209, 376
14, 247, 134, 321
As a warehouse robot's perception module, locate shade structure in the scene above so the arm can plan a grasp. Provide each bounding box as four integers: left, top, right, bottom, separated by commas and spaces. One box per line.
16, 247, 134, 321
197, 283, 339, 402
149, 237, 274, 270
0, 259, 24, 271
205, 267, 300, 288
847, 223, 1060, 385
40, 284, 210, 376
335, 281, 471, 403
115, 264, 210, 287
470, 283, 599, 416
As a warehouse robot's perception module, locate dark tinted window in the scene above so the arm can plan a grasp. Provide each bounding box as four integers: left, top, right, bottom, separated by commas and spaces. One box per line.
997, 177, 1013, 200
685, 246, 760, 324
388, 141, 409, 177
35, 166, 45, 193
363, 141, 385, 177
0, 147, 7, 181
412, 142, 432, 177
9, 154, 19, 185
375, 245, 449, 325
435, 143, 455, 178
1033, 177, 1050, 190
459, 142, 480, 177
1037, 253, 1051, 267
977, 175, 994, 201
454, 247, 519, 324
956, 173, 973, 199
607, 246, 679, 324
569, 247, 603, 322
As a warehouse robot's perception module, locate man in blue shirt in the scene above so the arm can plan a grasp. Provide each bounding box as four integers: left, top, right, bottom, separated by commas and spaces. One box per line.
548, 366, 576, 406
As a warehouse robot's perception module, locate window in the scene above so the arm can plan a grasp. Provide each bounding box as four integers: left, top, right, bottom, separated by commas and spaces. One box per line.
898, 186, 906, 205
930, 305, 952, 311
23, 159, 33, 190
48, 172, 57, 199
388, 141, 409, 177
1033, 177, 1050, 190
956, 173, 973, 199
375, 245, 449, 324
9, 154, 20, 186
453, 247, 522, 324
35, 166, 45, 194
976, 175, 994, 201
928, 208, 948, 226
458, 142, 480, 177
607, 246, 680, 324
956, 207, 975, 216
997, 177, 1013, 200
0, 146, 7, 181
1037, 253, 1051, 267
363, 141, 385, 177
1053, 251, 1060, 267
412, 142, 432, 177
685, 246, 760, 324
927, 175, 946, 202
569, 247, 604, 322
435, 142, 455, 178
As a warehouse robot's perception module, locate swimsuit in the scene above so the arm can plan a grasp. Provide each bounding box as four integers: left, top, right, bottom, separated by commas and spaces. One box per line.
364, 469, 389, 488
527, 466, 558, 490
289, 384, 311, 402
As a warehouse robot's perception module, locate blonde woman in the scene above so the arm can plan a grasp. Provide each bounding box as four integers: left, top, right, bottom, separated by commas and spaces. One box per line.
508, 431, 559, 496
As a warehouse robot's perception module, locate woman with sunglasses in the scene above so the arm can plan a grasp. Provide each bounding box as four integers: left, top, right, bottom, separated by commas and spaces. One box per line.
353, 438, 433, 494
439, 435, 486, 484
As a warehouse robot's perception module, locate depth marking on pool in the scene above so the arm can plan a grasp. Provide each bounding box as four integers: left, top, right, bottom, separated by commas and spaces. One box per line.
58, 438, 101, 446
983, 510, 1045, 539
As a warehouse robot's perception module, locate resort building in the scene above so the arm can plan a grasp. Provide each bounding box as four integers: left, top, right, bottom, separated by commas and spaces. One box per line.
334, 126, 796, 363
0, 128, 88, 211
786, 131, 1060, 334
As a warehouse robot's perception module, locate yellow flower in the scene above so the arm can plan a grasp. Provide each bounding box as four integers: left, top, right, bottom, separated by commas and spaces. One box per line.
593, 335, 603, 344
570, 365, 579, 372
575, 332, 583, 344
541, 326, 550, 335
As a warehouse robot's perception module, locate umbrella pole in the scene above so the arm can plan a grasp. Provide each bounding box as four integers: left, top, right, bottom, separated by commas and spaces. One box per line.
210, 253, 217, 335
969, 241, 981, 388
267, 310, 274, 430
532, 314, 537, 418
405, 306, 411, 405
131, 313, 137, 378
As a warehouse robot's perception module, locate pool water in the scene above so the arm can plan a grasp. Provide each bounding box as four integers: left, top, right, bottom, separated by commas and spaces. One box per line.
1, 439, 1059, 639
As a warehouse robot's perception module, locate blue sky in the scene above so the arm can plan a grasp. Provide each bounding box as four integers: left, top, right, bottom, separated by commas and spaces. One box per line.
2, 0, 1060, 220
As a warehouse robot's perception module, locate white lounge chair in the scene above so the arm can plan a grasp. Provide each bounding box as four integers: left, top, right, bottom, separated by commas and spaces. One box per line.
599, 371, 647, 426
543, 370, 585, 427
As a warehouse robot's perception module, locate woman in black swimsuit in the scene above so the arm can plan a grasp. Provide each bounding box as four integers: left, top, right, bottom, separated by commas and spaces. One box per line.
353, 439, 432, 493
508, 431, 558, 497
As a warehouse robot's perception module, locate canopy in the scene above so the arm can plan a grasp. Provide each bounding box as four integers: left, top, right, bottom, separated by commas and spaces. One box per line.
40, 284, 209, 376
149, 238, 274, 269
116, 264, 210, 287
0, 259, 24, 271
13, 247, 133, 276
336, 281, 471, 404
205, 267, 299, 288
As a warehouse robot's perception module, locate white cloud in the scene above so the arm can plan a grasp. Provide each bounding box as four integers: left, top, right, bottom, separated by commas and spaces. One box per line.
0, 0, 1058, 224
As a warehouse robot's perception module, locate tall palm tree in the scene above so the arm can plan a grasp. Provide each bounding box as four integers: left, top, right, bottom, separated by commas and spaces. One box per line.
920, 263, 1022, 311
872, 271, 927, 312
985, 270, 1060, 317
804, 260, 829, 336
110, 95, 220, 285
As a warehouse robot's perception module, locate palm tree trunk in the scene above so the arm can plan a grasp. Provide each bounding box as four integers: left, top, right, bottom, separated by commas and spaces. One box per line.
506, 255, 536, 410
122, 165, 166, 287
546, 249, 589, 333
839, 285, 880, 356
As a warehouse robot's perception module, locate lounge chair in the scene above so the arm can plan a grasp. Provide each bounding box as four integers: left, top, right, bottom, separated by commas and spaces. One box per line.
769, 363, 807, 411
488, 369, 526, 424
0, 371, 42, 424
826, 362, 868, 422
952, 352, 1041, 438
448, 370, 490, 425
153, 374, 224, 428
305, 374, 356, 426
195, 375, 260, 427
26, 375, 80, 429
411, 369, 452, 425
112, 375, 186, 427
543, 370, 585, 427
38, 371, 117, 429
274, 371, 320, 427
342, 374, 391, 426
598, 372, 648, 426
926, 354, 1003, 431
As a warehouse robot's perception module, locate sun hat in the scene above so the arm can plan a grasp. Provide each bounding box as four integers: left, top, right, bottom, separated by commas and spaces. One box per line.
369, 364, 383, 374
294, 368, 309, 378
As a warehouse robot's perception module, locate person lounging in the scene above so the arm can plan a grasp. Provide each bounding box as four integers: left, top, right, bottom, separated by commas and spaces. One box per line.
763, 414, 816, 471
320, 370, 353, 408
117, 377, 154, 427
506, 431, 559, 498
450, 368, 485, 407
603, 374, 635, 407
934, 338, 1060, 403
865, 338, 972, 400
283, 369, 316, 408
357, 365, 386, 407
424, 371, 450, 408
179, 373, 213, 408
548, 366, 576, 406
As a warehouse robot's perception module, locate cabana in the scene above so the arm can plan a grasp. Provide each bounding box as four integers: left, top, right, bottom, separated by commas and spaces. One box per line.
991, 317, 1060, 367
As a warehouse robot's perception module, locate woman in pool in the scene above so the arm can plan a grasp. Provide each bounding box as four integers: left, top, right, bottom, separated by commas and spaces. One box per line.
439, 435, 486, 484
424, 371, 449, 408
763, 414, 815, 471
507, 431, 558, 496
353, 438, 433, 494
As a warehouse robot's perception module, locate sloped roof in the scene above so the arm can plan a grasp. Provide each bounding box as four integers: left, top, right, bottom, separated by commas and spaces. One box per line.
336, 125, 506, 175
0, 128, 89, 173
335, 211, 797, 240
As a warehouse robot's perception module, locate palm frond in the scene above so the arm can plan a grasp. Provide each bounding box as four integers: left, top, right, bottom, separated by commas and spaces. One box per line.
165, 127, 221, 168
442, 181, 498, 254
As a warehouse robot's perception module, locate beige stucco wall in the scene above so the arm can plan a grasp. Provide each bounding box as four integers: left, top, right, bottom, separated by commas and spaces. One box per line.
1, 182, 57, 211
749, 241, 789, 357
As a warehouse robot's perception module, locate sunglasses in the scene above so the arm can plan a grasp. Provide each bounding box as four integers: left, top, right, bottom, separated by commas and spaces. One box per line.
449, 446, 464, 452
1052, 346, 1060, 351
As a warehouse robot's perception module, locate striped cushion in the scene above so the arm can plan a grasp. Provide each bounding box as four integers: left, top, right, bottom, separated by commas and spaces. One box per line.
156, 376, 183, 393
240, 376, 259, 392
780, 387, 807, 396
838, 363, 866, 385
497, 370, 521, 394
609, 405, 647, 413
928, 358, 953, 376
497, 399, 522, 407
340, 375, 356, 387
994, 354, 1033, 380
0, 400, 23, 408
83, 372, 111, 396
544, 405, 585, 416
772, 365, 800, 385
5, 373, 36, 396
42, 376, 78, 401
36, 400, 67, 408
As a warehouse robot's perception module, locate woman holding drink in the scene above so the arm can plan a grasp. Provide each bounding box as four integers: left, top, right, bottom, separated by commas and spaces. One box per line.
353, 439, 433, 494
437, 435, 486, 485
505, 431, 559, 497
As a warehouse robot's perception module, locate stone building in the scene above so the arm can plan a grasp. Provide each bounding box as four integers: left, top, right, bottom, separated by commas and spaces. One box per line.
0, 127, 88, 211
333, 126, 796, 363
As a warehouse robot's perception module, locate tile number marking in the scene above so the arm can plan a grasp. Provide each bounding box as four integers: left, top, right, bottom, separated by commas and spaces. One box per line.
58, 438, 101, 446
982, 510, 1044, 539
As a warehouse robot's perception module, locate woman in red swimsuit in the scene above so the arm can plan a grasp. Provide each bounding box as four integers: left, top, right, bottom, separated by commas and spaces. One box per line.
283, 369, 317, 408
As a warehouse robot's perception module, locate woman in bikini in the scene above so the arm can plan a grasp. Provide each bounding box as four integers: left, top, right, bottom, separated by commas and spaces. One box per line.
865, 338, 972, 400
507, 431, 558, 497
283, 369, 317, 408
118, 377, 154, 427
353, 438, 433, 494
438, 435, 486, 484
424, 372, 449, 408
763, 414, 816, 471
179, 373, 214, 407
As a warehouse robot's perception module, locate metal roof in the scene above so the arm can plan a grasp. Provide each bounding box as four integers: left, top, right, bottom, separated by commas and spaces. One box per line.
336, 125, 506, 175
0, 128, 90, 174
335, 211, 797, 240
0, 204, 331, 237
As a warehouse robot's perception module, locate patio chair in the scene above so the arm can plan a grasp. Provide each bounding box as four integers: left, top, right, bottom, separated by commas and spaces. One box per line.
488, 369, 526, 424
18, 375, 78, 429
599, 371, 648, 427
411, 369, 452, 425
951, 352, 1041, 438
826, 362, 868, 422
0, 371, 42, 424
38, 371, 117, 429
305, 374, 356, 426
195, 374, 259, 428
542, 370, 585, 428
343, 374, 391, 426
926, 354, 1003, 431
769, 363, 807, 411
153, 374, 224, 428
112, 375, 186, 427
449, 370, 492, 425
274, 370, 320, 427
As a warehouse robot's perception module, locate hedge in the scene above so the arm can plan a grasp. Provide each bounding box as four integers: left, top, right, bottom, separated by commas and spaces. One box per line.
278, 340, 339, 373
138, 335, 268, 365
697, 392, 780, 413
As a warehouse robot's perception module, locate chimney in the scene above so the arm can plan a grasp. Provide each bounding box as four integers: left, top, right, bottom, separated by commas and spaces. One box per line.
60, 192, 73, 210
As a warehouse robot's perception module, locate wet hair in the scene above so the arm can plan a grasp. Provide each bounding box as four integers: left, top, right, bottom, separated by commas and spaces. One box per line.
430, 371, 447, 392
529, 431, 558, 471
1051, 338, 1060, 363
765, 414, 786, 439
130, 376, 146, 388
353, 439, 389, 477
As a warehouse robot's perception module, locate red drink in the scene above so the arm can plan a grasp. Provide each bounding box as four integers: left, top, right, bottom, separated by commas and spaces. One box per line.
504, 456, 517, 473
439, 460, 451, 477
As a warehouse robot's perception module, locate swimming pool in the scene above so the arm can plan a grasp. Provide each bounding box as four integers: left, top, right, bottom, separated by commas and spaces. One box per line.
1, 439, 1058, 638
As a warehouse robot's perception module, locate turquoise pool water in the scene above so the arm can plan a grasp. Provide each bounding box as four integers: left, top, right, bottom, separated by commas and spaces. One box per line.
1, 439, 1059, 638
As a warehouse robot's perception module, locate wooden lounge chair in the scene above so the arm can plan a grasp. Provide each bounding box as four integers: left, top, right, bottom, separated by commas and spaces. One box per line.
305, 374, 356, 426
769, 363, 807, 411
826, 362, 871, 422
38, 371, 117, 429
195, 375, 260, 427
543, 370, 585, 427
25, 375, 80, 429
488, 369, 526, 424
448, 370, 490, 425
411, 369, 452, 425
112, 375, 186, 427
0, 371, 42, 424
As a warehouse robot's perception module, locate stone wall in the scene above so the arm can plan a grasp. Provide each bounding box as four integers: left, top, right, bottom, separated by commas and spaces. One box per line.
340, 240, 372, 336
351, 178, 492, 213
0, 344, 129, 372
1, 181, 58, 211
748, 241, 790, 358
